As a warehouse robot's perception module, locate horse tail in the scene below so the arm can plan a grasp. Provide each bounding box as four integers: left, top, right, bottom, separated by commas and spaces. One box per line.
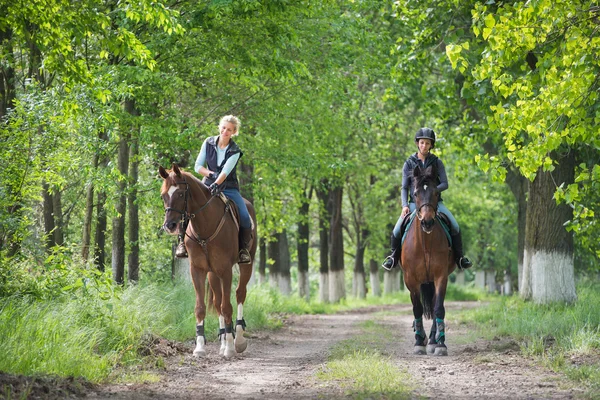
420, 282, 435, 320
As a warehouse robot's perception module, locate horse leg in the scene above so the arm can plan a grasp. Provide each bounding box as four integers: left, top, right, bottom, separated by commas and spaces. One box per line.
427, 319, 437, 354
409, 289, 427, 355
432, 277, 449, 356
207, 272, 226, 356
190, 267, 208, 357
217, 269, 235, 358
234, 263, 252, 353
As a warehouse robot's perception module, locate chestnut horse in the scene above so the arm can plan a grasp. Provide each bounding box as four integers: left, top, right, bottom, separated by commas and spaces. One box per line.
401, 165, 455, 356
159, 164, 257, 358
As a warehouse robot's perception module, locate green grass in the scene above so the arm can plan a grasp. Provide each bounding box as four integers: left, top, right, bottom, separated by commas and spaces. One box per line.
317, 320, 413, 399
457, 280, 600, 398
0, 278, 486, 384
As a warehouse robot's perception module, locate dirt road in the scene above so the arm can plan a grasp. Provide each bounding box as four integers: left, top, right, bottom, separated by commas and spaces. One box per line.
2, 302, 585, 399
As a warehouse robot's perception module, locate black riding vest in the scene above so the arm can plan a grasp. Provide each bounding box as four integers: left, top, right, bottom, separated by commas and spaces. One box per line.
204, 136, 243, 190
405, 153, 443, 203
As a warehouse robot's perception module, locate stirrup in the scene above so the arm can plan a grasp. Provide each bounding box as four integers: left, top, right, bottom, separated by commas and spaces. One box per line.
175, 242, 188, 258
381, 255, 396, 271
238, 249, 251, 264
458, 257, 472, 269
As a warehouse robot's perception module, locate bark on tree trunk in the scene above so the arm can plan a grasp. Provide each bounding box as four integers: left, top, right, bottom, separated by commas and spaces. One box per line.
42, 180, 55, 250
317, 183, 331, 303
128, 132, 140, 283
505, 167, 527, 293
111, 100, 132, 284
81, 152, 98, 261
523, 152, 577, 304
352, 228, 368, 299
369, 259, 381, 297
0, 26, 15, 119
94, 190, 107, 272
297, 188, 311, 301
52, 187, 63, 246
268, 231, 291, 295
258, 237, 267, 284
329, 186, 345, 303
93, 130, 109, 271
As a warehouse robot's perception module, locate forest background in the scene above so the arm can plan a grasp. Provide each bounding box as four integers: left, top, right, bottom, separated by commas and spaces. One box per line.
1, 0, 599, 305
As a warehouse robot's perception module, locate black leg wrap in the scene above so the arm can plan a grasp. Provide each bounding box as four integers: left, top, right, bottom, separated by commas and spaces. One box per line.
413, 318, 426, 345
196, 324, 204, 337
226, 323, 235, 338
236, 318, 247, 330
218, 328, 225, 341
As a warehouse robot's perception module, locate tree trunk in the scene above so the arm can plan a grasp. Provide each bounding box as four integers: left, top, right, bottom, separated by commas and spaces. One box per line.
329, 185, 345, 302
258, 237, 267, 284
0, 25, 15, 119
505, 167, 527, 293
316, 184, 331, 303
127, 131, 140, 283
297, 187, 311, 301
369, 259, 381, 297
523, 151, 576, 304
93, 130, 109, 271
268, 231, 291, 295
81, 152, 98, 261
42, 180, 55, 250
94, 189, 107, 271
52, 186, 63, 246
111, 100, 132, 284
352, 228, 368, 299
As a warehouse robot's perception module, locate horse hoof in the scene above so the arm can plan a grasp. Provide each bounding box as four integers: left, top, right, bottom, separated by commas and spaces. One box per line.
223, 348, 235, 358
434, 346, 448, 356
426, 344, 436, 354
193, 349, 206, 357
235, 337, 248, 353
235, 325, 247, 353
413, 346, 426, 355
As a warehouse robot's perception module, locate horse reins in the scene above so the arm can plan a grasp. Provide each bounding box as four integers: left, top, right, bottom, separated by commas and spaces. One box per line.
164, 178, 232, 265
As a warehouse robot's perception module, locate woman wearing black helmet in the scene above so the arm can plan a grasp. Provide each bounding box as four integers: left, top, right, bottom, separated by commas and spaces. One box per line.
382, 127, 472, 271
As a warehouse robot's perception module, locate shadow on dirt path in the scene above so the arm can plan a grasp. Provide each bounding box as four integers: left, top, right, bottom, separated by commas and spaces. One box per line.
1, 301, 587, 399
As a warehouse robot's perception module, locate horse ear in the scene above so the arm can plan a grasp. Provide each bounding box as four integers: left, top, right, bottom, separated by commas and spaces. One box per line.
424, 166, 434, 178
172, 163, 182, 177
413, 165, 422, 179
159, 166, 169, 179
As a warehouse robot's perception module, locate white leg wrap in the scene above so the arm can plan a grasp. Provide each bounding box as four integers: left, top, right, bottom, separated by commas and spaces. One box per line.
193, 335, 206, 357
223, 332, 235, 358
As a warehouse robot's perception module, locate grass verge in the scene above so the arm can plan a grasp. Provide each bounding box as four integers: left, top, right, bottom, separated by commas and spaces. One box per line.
457, 280, 600, 398
316, 320, 414, 399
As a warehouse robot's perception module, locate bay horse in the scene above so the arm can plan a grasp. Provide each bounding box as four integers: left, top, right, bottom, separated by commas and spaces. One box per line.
159, 164, 257, 358
401, 165, 455, 356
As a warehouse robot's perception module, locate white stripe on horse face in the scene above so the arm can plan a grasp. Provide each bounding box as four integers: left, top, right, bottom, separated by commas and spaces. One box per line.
424, 184, 428, 191
168, 185, 178, 198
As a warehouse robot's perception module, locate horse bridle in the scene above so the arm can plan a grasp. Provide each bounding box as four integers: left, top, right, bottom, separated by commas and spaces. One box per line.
163, 177, 234, 263
416, 202, 437, 222
163, 178, 216, 225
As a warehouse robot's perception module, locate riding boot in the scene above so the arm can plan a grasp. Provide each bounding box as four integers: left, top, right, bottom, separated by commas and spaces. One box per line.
382, 234, 402, 271
175, 234, 188, 258
238, 227, 252, 264
175, 220, 189, 258
451, 232, 472, 269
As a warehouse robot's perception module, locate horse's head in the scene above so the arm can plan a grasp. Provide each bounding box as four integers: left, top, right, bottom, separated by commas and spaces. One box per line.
159, 163, 189, 234
412, 165, 439, 234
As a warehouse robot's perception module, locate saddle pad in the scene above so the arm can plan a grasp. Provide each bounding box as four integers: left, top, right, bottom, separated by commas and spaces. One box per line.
400, 211, 452, 247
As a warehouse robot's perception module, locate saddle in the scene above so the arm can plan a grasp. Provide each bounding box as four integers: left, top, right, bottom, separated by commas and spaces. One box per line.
217, 193, 241, 231
400, 211, 452, 247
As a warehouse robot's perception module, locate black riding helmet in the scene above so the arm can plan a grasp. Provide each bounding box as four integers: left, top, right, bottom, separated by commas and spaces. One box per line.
415, 127, 436, 148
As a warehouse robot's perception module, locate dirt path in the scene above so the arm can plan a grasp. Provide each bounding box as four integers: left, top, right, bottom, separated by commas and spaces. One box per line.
2, 302, 586, 399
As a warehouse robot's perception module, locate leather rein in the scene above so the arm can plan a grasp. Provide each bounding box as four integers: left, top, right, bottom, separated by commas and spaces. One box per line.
164, 178, 232, 256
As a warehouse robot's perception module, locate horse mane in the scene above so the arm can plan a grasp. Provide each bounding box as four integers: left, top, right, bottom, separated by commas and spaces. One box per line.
160, 167, 206, 195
